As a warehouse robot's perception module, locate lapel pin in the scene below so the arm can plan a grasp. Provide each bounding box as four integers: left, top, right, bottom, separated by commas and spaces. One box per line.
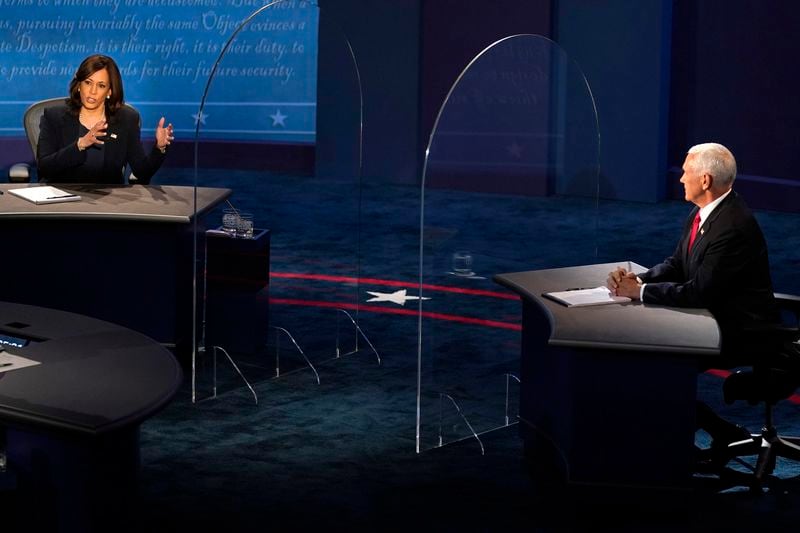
110, 133, 117, 139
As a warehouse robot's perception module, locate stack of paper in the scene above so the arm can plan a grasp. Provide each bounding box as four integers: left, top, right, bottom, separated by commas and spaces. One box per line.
0, 349, 41, 373
8, 186, 81, 204
542, 286, 631, 307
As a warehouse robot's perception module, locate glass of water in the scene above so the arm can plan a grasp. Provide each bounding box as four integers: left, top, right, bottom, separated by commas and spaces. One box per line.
222, 209, 239, 236
235, 212, 254, 239
452, 250, 474, 276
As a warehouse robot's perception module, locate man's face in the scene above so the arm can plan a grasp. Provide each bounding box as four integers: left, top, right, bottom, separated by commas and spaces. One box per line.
679, 154, 705, 206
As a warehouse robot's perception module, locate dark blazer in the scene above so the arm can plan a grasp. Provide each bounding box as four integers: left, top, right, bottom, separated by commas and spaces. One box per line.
639, 190, 778, 335
37, 102, 165, 184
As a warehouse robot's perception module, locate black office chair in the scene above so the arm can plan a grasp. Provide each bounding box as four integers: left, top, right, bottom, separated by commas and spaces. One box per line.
8, 97, 64, 182
718, 292, 800, 491
8, 97, 140, 183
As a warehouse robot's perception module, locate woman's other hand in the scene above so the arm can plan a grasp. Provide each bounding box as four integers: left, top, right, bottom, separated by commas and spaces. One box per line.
155, 116, 174, 152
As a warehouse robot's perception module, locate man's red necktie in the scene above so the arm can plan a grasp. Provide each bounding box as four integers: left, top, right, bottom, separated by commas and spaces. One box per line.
688, 212, 701, 251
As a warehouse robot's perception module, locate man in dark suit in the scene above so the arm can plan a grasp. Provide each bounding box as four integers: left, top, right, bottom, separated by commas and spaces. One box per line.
607, 142, 779, 461
609, 142, 778, 337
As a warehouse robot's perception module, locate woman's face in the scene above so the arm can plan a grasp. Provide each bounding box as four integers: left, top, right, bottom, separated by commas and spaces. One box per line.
78, 68, 111, 112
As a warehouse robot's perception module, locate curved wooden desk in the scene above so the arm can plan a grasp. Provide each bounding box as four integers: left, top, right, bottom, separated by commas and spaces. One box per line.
494, 262, 721, 490
0, 300, 183, 529
0, 184, 231, 355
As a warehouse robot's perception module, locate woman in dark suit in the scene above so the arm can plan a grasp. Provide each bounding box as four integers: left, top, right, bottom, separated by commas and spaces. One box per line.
37, 54, 174, 184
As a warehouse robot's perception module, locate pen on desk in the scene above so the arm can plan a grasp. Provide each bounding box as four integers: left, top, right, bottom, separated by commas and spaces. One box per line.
0, 363, 13, 368
46, 195, 78, 199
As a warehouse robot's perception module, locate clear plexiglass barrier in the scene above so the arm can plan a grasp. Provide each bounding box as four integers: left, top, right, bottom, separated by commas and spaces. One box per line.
417, 35, 600, 452
191, 1, 371, 403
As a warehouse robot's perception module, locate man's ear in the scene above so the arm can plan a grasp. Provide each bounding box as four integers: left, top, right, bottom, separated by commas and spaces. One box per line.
702, 173, 713, 191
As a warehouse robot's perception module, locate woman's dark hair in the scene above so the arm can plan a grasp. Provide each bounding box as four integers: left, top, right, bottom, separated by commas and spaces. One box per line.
67, 54, 125, 115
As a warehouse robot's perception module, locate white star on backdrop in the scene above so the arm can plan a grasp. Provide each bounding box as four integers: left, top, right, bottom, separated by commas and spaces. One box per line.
192, 111, 208, 126
366, 289, 430, 306
506, 141, 523, 159
270, 109, 287, 127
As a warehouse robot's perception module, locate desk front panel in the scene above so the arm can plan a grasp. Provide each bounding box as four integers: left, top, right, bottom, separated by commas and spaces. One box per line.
0, 185, 231, 352
0, 217, 196, 348
519, 298, 698, 489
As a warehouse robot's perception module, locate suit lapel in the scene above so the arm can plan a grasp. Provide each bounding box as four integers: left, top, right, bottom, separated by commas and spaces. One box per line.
687, 191, 737, 263
61, 108, 80, 146
104, 113, 123, 170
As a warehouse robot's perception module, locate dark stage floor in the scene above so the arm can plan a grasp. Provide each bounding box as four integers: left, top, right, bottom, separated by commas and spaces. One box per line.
4, 168, 800, 531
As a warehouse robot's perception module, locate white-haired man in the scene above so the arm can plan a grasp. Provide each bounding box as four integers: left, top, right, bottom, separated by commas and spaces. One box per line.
608, 142, 779, 464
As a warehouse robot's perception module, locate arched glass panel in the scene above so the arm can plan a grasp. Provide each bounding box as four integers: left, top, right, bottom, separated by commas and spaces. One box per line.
191, 1, 365, 402
417, 35, 600, 452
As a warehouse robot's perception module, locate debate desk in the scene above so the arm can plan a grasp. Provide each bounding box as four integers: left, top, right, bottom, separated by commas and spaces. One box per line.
494, 262, 721, 490
0, 300, 182, 529
0, 184, 231, 356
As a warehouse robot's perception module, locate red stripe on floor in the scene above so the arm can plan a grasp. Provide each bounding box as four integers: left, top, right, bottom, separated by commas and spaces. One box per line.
274, 276, 800, 401
269, 298, 521, 331
270, 272, 518, 300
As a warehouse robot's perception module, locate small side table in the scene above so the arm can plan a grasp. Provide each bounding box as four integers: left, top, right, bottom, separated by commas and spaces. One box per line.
204, 228, 270, 354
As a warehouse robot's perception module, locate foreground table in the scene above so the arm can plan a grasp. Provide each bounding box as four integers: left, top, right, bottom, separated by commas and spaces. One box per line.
0, 300, 183, 530
494, 262, 721, 490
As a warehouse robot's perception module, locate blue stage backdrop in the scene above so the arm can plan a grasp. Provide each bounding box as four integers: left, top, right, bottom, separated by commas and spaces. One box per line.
0, 1, 318, 144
